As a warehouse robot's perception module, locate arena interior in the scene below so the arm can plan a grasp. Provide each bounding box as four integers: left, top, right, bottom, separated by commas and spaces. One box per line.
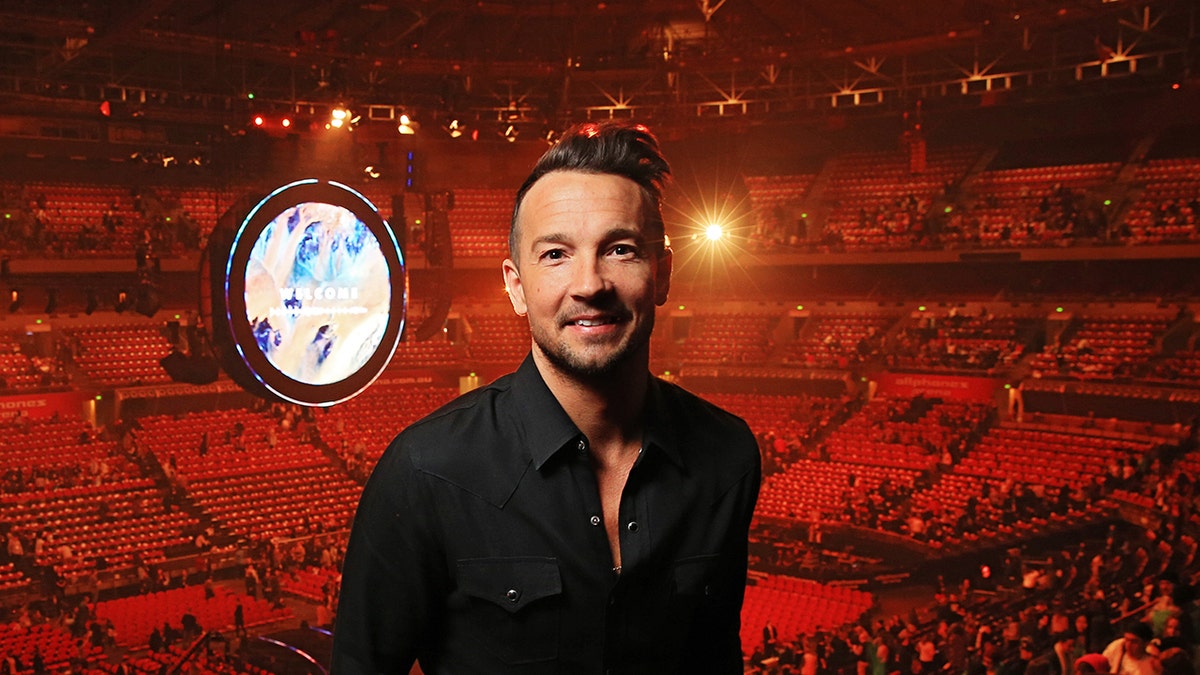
1, 0, 1199, 673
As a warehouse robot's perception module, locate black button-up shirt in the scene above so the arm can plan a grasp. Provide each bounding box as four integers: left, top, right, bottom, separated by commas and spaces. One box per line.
331, 355, 761, 674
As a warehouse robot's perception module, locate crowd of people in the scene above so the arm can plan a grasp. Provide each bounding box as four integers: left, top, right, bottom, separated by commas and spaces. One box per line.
749, 521, 1199, 675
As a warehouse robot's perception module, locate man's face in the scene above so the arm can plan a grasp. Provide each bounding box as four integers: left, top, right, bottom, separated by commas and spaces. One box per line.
503, 170, 670, 379
1124, 632, 1146, 657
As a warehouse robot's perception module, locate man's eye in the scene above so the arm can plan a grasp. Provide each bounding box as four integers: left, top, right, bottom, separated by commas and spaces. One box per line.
540, 249, 565, 260
611, 244, 638, 256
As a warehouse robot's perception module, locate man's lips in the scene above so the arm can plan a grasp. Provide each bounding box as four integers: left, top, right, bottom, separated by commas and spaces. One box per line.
562, 311, 630, 328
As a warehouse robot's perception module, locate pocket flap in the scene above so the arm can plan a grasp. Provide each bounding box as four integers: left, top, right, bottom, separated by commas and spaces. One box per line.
457, 557, 562, 614
674, 553, 720, 595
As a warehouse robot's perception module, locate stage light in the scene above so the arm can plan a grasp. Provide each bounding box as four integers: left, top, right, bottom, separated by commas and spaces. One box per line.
918, 305, 927, 311
330, 107, 350, 129
796, 305, 804, 310
447, 119, 463, 138
503, 125, 518, 142
705, 224, 724, 241
281, 117, 292, 128
363, 165, 381, 179
253, 115, 265, 127
398, 114, 416, 135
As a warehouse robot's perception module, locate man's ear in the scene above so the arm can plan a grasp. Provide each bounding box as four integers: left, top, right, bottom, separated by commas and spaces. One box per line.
502, 258, 527, 316
654, 246, 672, 306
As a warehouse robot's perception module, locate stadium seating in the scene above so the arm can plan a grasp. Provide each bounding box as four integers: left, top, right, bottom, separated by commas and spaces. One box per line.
92, 584, 291, 649
741, 574, 874, 651
678, 312, 778, 366
69, 323, 174, 387
136, 409, 361, 540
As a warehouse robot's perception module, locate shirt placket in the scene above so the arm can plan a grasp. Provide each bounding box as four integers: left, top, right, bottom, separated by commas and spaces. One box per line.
567, 435, 620, 573
567, 435, 651, 674
616, 448, 648, 573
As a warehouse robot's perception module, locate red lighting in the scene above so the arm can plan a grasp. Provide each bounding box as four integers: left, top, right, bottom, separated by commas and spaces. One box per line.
253, 115, 265, 126
281, 118, 292, 128
1172, 82, 1181, 90
99, 101, 111, 117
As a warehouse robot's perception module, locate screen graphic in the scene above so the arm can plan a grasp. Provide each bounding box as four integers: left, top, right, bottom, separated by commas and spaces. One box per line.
245, 201, 389, 385
221, 180, 407, 406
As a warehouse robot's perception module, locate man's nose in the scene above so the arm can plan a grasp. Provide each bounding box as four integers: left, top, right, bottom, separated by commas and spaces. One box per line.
569, 254, 610, 297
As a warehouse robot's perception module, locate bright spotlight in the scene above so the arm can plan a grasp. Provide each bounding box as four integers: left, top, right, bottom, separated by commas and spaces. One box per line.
330, 107, 351, 129
705, 224, 724, 241
398, 114, 416, 135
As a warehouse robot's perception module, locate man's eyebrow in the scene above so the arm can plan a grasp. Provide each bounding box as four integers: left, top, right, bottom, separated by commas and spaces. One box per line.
529, 232, 570, 249
529, 227, 648, 249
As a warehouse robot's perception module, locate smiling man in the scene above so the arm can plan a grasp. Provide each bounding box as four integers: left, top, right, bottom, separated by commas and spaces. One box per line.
332, 121, 761, 674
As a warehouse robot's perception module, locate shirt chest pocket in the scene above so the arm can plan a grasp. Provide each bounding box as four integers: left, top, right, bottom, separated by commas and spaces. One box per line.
673, 553, 740, 607
455, 557, 562, 666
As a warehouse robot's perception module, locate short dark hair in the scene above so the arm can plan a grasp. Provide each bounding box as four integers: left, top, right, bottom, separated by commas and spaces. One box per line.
1125, 621, 1153, 643
509, 121, 671, 262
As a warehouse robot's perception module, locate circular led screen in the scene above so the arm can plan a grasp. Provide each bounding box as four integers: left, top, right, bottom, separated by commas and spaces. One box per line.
223, 179, 407, 406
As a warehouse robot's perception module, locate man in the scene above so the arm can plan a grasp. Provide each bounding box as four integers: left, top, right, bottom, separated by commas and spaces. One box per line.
998, 637, 1037, 675
1103, 621, 1161, 675
331, 121, 761, 674
1025, 632, 1075, 675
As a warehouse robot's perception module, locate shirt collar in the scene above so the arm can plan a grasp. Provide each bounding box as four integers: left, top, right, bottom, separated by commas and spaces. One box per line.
513, 354, 684, 471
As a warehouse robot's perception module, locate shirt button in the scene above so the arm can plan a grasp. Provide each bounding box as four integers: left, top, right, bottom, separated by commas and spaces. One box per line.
577, 439, 587, 454
505, 589, 520, 603
626, 521, 639, 533
589, 515, 602, 526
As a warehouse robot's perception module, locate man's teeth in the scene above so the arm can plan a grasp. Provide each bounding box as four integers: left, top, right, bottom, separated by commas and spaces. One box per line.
575, 318, 613, 326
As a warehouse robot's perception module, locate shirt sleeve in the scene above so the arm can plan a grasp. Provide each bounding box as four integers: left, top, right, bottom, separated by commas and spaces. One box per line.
331, 439, 446, 675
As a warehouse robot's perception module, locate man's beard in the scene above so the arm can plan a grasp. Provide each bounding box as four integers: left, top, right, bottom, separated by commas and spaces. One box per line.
531, 310, 655, 378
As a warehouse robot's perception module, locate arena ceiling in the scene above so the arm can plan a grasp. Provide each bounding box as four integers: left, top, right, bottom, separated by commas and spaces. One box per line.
0, 0, 1194, 136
